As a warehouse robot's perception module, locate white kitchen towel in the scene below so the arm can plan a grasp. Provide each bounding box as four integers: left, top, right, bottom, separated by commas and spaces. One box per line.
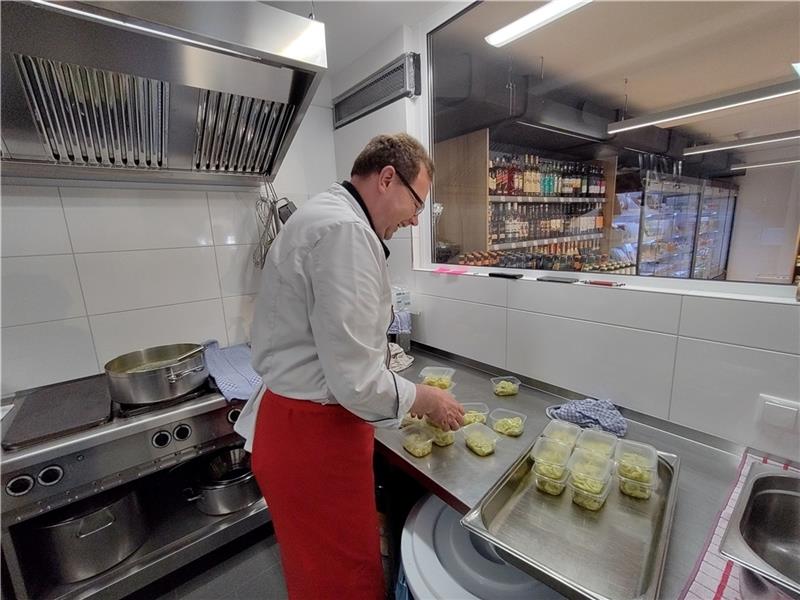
203, 340, 262, 401
678, 452, 798, 600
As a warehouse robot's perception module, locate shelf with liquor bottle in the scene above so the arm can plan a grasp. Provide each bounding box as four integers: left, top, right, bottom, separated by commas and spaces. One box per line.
432, 128, 618, 274
691, 182, 736, 280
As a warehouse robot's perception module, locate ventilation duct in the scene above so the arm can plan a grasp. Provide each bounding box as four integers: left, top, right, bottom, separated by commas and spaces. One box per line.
333, 53, 420, 129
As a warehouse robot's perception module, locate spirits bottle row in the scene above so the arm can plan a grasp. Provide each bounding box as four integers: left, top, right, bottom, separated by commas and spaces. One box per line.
455, 242, 635, 274
488, 202, 604, 245
489, 153, 606, 198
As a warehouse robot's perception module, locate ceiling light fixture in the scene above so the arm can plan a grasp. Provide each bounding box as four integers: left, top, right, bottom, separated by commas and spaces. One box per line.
515, 120, 605, 142
485, 0, 592, 48
730, 158, 800, 171
608, 80, 800, 134
683, 130, 800, 156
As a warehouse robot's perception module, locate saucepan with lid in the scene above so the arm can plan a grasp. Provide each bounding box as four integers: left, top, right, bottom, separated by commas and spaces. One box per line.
104, 343, 208, 405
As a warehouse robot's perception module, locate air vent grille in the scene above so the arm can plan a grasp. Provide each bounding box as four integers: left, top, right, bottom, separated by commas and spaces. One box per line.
14, 54, 168, 168
333, 53, 420, 129
192, 90, 294, 174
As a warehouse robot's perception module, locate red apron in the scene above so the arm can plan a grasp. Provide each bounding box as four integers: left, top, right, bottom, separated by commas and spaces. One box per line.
251, 390, 385, 600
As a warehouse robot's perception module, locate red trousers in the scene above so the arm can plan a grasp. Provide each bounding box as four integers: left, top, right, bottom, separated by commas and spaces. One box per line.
250, 390, 385, 600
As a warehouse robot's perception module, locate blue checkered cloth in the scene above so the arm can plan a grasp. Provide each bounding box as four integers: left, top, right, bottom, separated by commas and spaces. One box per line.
202, 340, 262, 402
552, 398, 628, 436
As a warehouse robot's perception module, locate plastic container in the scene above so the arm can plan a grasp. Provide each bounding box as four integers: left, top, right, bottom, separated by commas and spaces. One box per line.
402, 425, 434, 458
576, 429, 617, 458
568, 476, 611, 511
541, 420, 581, 448
460, 402, 490, 425
489, 408, 527, 437
491, 376, 520, 396
533, 470, 569, 496
531, 437, 571, 480
463, 423, 498, 457
614, 440, 658, 484
419, 367, 456, 390
617, 473, 655, 500
401, 412, 423, 428
567, 449, 613, 506
425, 419, 455, 447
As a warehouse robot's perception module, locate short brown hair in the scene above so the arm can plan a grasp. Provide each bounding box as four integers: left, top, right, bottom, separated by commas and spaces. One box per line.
350, 133, 434, 182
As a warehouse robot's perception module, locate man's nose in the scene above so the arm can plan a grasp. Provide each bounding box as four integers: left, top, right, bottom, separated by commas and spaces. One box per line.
409, 215, 419, 227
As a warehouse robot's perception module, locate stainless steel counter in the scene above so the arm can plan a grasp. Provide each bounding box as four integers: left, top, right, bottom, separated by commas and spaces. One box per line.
375, 348, 745, 600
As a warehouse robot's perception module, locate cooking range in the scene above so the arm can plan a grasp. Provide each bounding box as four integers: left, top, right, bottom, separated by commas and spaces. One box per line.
1, 371, 268, 600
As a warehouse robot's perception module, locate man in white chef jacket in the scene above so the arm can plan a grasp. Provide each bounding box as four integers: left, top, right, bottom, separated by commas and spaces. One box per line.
235, 133, 464, 600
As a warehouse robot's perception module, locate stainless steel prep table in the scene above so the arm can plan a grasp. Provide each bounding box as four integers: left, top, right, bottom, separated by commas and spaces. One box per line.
374, 348, 745, 600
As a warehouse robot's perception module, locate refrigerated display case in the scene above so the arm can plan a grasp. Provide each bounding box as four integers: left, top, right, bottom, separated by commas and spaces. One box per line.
692, 184, 736, 280
637, 171, 701, 279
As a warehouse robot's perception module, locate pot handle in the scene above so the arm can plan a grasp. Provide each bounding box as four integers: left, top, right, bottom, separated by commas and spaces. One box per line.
183, 487, 202, 502
167, 365, 205, 384
76, 509, 116, 538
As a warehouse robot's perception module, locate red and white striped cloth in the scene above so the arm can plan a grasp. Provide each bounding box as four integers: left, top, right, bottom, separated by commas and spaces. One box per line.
679, 453, 798, 600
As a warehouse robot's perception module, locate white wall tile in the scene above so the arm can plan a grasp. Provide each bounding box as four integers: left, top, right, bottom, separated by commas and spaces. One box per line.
223, 295, 256, 346
680, 296, 800, 355
216, 245, 261, 297
1, 318, 98, 395
90, 300, 228, 366
2, 256, 85, 326
208, 191, 261, 245
509, 280, 682, 334
274, 105, 337, 197
671, 338, 800, 459
507, 310, 676, 418
385, 237, 413, 288
76, 248, 220, 314
412, 294, 506, 367
413, 271, 507, 306
1, 186, 71, 256
61, 188, 213, 252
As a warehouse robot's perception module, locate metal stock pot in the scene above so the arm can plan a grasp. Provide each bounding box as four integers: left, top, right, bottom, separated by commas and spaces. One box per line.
184, 446, 262, 516
104, 343, 207, 405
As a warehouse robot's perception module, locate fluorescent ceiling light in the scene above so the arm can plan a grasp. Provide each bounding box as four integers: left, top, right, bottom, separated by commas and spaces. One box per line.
515, 120, 604, 142
794, 63, 800, 77
608, 80, 800, 134
683, 130, 800, 156
485, 0, 592, 48
730, 158, 800, 171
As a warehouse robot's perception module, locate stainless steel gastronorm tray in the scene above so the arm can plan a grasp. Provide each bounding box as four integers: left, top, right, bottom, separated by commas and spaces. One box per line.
462, 441, 680, 600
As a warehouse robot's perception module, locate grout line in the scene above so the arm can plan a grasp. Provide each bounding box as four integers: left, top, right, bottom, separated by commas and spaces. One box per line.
69, 243, 256, 256
57, 186, 103, 373
1, 252, 76, 259
206, 192, 230, 347
668, 296, 685, 421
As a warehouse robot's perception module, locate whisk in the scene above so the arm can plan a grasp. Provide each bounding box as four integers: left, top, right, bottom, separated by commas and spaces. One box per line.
252, 179, 285, 269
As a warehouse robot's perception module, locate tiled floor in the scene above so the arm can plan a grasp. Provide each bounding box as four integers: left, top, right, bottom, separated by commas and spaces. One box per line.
127, 526, 288, 600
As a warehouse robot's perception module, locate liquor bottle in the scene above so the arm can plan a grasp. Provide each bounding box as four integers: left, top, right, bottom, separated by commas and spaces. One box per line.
599, 166, 606, 196
488, 160, 496, 195
580, 164, 589, 197
532, 157, 541, 196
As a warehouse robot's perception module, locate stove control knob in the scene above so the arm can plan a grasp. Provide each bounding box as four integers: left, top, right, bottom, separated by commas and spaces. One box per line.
226, 408, 241, 424
173, 424, 192, 441
37, 465, 64, 487
6, 475, 34, 497
152, 430, 172, 448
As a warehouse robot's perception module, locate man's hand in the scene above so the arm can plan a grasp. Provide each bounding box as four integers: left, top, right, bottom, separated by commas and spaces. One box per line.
410, 384, 464, 431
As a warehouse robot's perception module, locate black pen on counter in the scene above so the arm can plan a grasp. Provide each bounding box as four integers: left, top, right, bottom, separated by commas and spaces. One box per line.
581, 279, 625, 287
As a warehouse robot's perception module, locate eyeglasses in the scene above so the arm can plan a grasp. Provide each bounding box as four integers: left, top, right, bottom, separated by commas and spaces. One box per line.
393, 168, 426, 216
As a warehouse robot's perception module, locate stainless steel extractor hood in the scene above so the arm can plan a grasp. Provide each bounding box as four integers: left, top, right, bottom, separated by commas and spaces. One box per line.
0, 1, 326, 185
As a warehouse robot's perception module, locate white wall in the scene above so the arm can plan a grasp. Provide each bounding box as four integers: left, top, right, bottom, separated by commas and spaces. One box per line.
727, 164, 800, 284
1, 99, 336, 396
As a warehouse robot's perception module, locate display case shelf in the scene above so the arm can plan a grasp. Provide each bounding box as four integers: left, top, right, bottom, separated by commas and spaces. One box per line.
489, 195, 605, 204
488, 232, 603, 251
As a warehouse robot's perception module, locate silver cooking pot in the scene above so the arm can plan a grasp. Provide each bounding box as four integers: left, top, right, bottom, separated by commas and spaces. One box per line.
29, 486, 147, 583
104, 343, 207, 405
185, 446, 262, 516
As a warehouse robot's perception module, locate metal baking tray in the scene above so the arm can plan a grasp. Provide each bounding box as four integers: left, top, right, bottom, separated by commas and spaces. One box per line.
462, 441, 680, 600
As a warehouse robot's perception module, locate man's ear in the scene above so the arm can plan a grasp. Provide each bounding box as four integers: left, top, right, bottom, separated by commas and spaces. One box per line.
377, 165, 395, 192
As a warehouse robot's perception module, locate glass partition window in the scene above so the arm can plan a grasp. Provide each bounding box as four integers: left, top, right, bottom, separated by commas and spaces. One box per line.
428, 2, 800, 284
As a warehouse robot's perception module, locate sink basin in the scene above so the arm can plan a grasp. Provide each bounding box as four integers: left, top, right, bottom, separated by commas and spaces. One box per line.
720, 463, 800, 599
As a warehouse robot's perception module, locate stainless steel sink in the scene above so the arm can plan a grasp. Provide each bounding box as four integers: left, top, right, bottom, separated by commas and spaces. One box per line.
720, 463, 800, 600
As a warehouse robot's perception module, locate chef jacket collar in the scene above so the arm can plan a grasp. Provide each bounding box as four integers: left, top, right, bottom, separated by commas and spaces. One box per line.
342, 180, 390, 260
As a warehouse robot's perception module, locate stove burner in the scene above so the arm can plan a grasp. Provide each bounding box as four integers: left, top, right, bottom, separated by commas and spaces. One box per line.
114, 381, 216, 418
